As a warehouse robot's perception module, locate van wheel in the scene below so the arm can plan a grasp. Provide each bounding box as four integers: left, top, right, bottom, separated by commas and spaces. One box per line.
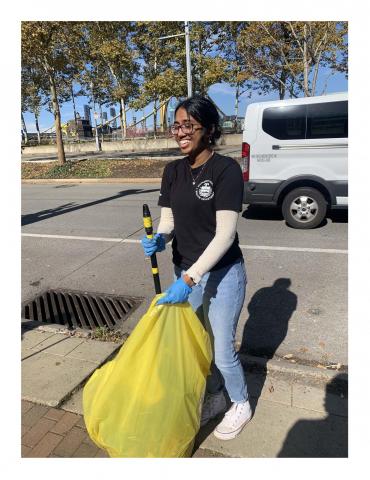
282, 188, 327, 229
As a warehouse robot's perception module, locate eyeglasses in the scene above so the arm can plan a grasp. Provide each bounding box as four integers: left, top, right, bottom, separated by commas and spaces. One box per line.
170, 122, 204, 135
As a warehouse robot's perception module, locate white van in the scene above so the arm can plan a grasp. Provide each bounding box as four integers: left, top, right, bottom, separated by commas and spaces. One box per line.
241, 92, 348, 229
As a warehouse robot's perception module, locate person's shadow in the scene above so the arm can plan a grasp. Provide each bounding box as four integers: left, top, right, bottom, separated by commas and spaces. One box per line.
239, 278, 297, 411
277, 373, 348, 457
192, 278, 297, 453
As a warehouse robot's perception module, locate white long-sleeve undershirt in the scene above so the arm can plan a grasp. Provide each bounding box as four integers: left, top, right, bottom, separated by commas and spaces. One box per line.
156, 207, 239, 284
156, 207, 175, 243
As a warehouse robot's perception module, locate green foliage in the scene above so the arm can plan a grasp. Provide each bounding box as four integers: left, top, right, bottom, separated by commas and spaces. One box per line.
91, 326, 129, 343
189, 22, 230, 95
21, 158, 170, 180
21, 22, 87, 163
22, 160, 112, 179
21, 20, 348, 138
44, 161, 76, 178
237, 21, 348, 98
48, 160, 112, 178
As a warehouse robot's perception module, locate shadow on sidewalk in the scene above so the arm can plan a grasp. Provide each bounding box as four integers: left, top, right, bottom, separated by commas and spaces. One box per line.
277, 373, 348, 457
21, 188, 160, 226
239, 278, 297, 411
192, 278, 297, 453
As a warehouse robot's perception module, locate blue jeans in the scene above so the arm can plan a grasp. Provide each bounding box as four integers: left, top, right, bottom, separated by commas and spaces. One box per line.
174, 258, 248, 403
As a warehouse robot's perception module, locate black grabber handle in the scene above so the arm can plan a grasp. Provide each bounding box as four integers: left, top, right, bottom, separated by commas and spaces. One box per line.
143, 204, 162, 294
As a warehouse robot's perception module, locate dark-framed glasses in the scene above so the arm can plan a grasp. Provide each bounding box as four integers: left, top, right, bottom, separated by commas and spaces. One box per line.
170, 122, 203, 135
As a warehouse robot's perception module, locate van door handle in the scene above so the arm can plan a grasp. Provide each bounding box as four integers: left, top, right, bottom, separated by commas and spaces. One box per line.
272, 143, 347, 150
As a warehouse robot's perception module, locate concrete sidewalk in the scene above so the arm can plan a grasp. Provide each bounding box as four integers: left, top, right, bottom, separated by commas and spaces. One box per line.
21, 325, 347, 458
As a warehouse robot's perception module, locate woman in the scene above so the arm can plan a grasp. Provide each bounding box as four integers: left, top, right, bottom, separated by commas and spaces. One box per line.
141, 95, 252, 440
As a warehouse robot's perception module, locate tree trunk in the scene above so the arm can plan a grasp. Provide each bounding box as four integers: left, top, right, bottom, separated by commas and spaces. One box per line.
120, 98, 126, 140
50, 75, 66, 164
35, 113, 41, 145
303, 24, 310, 97
311, 52, 322, 96
279, 70, 287, 99
153, 99, 158, 138
21, 113, 28, 144
160, 100, 168, 133
288, 80, 296, 98
234, 84, 240, 127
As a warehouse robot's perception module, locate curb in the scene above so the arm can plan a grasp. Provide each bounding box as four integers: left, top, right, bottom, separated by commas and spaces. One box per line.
239, 353, 347, 384
21, 155, 181, 163
21, 178, 162, 184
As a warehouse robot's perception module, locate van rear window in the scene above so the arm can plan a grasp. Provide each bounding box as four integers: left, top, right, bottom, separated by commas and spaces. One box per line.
307, 101, 348, 139
262, 100, 348, 140
262, 105, 306, 140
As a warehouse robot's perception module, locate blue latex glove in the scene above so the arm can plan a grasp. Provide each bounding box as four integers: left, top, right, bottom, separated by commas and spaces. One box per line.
156, 277, 192, 305
141, 233, 166, 257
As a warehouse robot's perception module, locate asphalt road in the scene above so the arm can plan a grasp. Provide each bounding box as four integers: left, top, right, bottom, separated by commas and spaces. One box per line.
21, 183, 348, 368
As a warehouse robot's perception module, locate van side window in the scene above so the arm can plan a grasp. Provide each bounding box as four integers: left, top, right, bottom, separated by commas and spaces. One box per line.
262, 105, 306, 140
306, 101, 348, 139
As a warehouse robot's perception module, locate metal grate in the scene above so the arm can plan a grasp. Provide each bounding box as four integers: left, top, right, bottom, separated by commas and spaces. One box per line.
21, 289, 142, 331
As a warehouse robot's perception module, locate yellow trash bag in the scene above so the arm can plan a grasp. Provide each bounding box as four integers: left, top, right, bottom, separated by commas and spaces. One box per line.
83, 295, 212, 457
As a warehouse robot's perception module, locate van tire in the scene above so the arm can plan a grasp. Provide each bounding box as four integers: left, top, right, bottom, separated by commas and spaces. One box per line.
282, 187, 327, 229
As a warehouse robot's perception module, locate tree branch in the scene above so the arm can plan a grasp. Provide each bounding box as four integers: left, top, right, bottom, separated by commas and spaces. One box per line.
311, 51, 322, 95
288, 22, 305, 56
260, 23, 306, 81
320, 70, 335, 95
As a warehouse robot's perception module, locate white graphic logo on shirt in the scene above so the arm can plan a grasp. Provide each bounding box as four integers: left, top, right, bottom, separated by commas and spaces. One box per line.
196, 180, 214, 200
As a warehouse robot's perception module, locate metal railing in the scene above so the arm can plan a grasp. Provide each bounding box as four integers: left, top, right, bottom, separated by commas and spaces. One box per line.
21, 127, 242, 147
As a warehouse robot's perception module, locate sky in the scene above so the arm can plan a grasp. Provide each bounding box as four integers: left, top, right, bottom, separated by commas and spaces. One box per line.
22, 67, 348, 133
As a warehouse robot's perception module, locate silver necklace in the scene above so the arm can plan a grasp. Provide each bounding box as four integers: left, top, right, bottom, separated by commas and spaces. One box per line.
189, 151, 214, 185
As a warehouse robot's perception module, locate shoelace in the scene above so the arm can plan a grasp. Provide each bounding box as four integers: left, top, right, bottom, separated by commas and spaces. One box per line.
225, 404, 239, 417
224, 403, 247, 426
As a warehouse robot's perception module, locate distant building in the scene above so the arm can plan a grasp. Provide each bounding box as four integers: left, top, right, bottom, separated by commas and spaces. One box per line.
84, 105, 91, 123
110, 107, 117, 129
67, 117, 93, 138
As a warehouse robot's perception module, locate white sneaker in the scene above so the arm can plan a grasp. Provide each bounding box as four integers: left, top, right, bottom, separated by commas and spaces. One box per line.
214, 400, 253, 440
200, 391, 227, 427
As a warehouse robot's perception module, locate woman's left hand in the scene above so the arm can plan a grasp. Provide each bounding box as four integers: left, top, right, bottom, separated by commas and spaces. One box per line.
156, 278, 192, 305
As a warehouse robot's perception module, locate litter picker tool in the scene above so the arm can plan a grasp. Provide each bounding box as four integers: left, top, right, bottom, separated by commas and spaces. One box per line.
143, 204, 162, 294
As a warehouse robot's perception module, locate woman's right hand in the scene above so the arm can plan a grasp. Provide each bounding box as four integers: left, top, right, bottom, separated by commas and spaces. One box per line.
140, 233, 166, 257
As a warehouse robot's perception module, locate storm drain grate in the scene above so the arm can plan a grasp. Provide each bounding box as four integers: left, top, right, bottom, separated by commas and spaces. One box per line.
21, 289, 142, 331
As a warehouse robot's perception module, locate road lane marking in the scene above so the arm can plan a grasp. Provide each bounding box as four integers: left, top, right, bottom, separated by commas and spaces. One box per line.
22, 233, 123, 243
238, 244, 347, 254
22, 233, 348, 254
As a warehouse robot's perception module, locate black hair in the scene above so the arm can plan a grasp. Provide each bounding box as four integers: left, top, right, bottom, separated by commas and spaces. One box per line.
174, 95, 222, 146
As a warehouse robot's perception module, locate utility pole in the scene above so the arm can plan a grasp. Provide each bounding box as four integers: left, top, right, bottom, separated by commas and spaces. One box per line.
157, 23, 193, 99
90, 82, 101, 152
71, 87, 79, 141
153, 53, 157, 138
184, 21, 192, 97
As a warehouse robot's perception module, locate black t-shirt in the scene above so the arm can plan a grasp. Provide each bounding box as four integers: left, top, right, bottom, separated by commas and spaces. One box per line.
158, 152, 244, 271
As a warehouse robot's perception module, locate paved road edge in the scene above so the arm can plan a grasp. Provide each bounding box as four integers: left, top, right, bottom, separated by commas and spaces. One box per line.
22, 178, 162, 184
